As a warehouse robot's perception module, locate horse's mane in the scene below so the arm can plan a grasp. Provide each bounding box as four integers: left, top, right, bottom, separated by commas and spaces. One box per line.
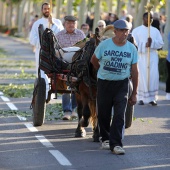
100, 25, 115, 40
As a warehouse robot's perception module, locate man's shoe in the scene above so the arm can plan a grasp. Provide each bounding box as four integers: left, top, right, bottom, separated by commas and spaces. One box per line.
101, 140, 110, 149
149, 101, 157, 106
62, 112, 71, 120
138, 100, 144, 105
71, 111, 77, 119
112, 146, 125, 155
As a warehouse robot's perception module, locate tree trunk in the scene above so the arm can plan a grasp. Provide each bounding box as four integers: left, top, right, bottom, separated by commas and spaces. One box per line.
0, 1, 3, 25
15, 3, 20, 26
134, 0, 147, 28
163, 0, 170, 50
56, 0, 62, 19
116, 0, 121, 17
18, 0, 27, 35
106, 0, 112, 12
78, 0, 87, 28
7, 3, 13, 29
93, 0, 101, 32
24, 0, 31, 38
66, 0, 73, 15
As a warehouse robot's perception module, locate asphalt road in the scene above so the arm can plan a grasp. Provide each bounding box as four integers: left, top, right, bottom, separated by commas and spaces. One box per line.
0, 34, 170, 170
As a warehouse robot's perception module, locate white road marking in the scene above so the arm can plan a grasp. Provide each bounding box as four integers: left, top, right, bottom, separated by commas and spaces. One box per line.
1, 96, 10, 102
35, 135, 54, 148
0, 95, 18, 111
0, 92, 72, 168
17, 115, 27, 121
25, 123, 38, 132
6, 102, 18, 110
49, 150, 72, 166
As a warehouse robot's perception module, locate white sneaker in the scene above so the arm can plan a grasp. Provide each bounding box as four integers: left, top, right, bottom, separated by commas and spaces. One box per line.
71, 111, 77, 119
112, 146, 125, 155
101, 140, 110, 149
62, 112, 71, 120
166, 93, 170, 100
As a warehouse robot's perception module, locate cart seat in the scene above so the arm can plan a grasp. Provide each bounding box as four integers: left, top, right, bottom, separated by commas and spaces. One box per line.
56, 46, 80, 63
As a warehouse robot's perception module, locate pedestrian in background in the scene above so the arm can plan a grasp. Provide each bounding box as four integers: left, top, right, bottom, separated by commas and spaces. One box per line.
80, 23, 90, 38
91, 19, 138, 155
56, 15, 86, 120
29, 14, 39, 52
132, 12, 164, 106
97, 20, 106, 34
29, 2, 63, 99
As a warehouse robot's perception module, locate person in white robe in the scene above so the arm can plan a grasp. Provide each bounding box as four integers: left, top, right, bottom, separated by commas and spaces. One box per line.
29, 2, 64, 99
132, 12, 164, 106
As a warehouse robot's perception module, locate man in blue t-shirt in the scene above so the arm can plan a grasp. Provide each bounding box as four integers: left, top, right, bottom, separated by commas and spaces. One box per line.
91, 19, 138, 155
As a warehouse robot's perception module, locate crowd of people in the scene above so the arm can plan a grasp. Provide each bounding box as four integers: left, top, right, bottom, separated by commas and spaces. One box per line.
29, 2, 169, 155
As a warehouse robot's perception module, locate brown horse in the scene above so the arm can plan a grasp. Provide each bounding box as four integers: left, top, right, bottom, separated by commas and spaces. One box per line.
67, 30, 100, 142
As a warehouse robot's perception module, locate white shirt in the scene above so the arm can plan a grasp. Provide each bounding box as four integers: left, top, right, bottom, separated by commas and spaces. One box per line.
29, 17, 64, 49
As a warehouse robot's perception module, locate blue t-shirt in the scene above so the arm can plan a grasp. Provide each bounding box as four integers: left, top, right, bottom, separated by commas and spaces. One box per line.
94, 38, 138, 80
167, 32, 170, 62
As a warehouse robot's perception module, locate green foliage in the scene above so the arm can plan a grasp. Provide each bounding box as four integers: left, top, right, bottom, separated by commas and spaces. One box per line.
72, 0, 81, 12
0, 48, 7, 58
0, 83, 34, 98
45, 103, 63, 121
9, 27, 18, 36
0, 25, 8, 33
1, 0, 22, 5
101, 1, 108, 11
0, 59, 35, 68
0, 103, 65, 121
158, 50, 168, 82
0, 72, 36, 79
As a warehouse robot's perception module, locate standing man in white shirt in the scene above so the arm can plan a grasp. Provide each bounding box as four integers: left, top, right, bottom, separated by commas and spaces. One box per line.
132, 12, 164, 106
29, 2, 64, 99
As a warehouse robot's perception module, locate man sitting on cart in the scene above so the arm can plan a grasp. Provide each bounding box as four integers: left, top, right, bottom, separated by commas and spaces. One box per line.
56, 15, 86, 120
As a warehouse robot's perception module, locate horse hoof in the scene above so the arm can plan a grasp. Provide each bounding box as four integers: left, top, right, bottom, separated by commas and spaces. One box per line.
75, 128, 86, 137
79, 118, 89, 127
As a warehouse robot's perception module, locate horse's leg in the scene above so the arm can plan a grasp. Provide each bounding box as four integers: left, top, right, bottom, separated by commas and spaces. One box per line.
75, 93, 86, 137
79, 103, 91, 127
89, 100, 100, 142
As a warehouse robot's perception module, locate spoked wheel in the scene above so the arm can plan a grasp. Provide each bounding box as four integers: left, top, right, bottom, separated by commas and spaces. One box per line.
32, 78, 46, 126
125, 79, 134, 129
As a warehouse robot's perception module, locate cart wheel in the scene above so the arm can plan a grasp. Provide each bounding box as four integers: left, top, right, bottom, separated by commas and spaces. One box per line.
32, 78, 46, 126
125, 79, 134, 129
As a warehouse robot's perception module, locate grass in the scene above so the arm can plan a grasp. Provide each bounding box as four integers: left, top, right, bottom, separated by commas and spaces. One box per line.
0, 72, 36, 79
0, 83, 34, 98
0, 103, 65, 121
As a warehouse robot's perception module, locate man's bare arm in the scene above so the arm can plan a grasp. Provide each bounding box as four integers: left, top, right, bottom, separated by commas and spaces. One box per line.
91, 54, 100, 70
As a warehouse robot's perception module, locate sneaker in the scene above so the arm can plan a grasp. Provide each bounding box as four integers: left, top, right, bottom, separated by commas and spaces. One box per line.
112, 146, 125, 155
149, 101, 157, 106
101, 140, 110, 149
71, 111, 77, 119
166, 93, 170, 100
138, 100, 144, 105
62, 112, 71, 120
